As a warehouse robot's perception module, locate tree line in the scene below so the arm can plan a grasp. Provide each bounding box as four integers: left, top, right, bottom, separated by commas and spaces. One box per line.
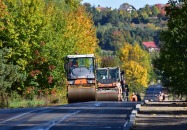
83, 2, 168, 52
0, 0, 98, 106
154, 0, 187, 98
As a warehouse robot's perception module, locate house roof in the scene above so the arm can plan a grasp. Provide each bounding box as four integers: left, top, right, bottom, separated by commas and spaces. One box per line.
142, 41, 157, 48
96, 6, 112, 11
119, 4, 136, 11
96, 6, 106, 11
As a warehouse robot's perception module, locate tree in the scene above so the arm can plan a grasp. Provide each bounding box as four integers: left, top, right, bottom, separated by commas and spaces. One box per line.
119, 10, 131, 22
145, 4, 152, 16
0, 48, 24, 107
151, 5, 160, 16
1, 0, 50, 70
140, 11, 149, 20
100, 56, 120, 67
118, 43, 151, 93
63, 5, 98, 54
0, 0, 7, 32
0, 0, 24, 107
131, 10, 138, 18
0, 0, 98, 97
107, 9, 119, 25
155, 0, 187, 96
0, 48, 23, 90
0, 0, 57, 94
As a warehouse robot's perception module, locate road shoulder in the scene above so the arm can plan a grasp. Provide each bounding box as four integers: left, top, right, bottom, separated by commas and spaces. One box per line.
131, 101, 187, 130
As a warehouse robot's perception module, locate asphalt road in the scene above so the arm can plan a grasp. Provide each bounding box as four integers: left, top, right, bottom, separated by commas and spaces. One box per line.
0, 101, 140, 130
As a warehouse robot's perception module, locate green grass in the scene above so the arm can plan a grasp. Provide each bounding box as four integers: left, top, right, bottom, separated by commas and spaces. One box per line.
8, 96, 68, 108
9, 98, 45, 108
1, 88, 68, 109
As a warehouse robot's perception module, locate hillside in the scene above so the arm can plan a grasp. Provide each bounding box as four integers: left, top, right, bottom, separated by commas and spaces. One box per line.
83, 3, 168, 53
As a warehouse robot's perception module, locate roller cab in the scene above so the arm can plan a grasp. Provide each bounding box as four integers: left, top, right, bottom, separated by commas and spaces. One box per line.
65, 54, 96, 103
96, 67, 124, 101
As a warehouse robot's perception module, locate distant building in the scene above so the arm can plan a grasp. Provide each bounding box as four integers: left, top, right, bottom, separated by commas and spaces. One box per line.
142, 41, 159, 52
96, 6, 112, 12
155, 4, 169, 15
179, 0, 185, 4
119, 3, 136, 13
178, 0, 185, 7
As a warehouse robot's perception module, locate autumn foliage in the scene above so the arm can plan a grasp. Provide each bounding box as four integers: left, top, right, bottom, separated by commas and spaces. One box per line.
119, 43, 151, 93
0, 0, 98, 101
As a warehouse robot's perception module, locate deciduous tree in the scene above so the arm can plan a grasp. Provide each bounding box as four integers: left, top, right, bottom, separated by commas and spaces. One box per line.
155, 0, 187, 96
119, 43, 151, 93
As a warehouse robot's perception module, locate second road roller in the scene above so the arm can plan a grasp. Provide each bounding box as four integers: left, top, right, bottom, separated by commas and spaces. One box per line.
95, 67, 124, 101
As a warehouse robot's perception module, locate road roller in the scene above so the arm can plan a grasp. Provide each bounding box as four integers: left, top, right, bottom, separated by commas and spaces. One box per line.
95, 67, 124, 101
64, 54, 96, 103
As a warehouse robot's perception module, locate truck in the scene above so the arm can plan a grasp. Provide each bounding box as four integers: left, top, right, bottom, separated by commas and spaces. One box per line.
64, 54, 96, 103
95, 67, 124, 101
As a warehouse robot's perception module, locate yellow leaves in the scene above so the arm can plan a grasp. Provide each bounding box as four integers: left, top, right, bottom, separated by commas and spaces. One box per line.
0, 40, 2, 47
124, 61, 148, 87
119, 43, 131, 62
119, 42, 150, 88
130, 23, 136, 28
16, 58, 28, 70
147, 23, 156, 30
64, 5, 98, 55
0, 0, 7, 18
0, 0, 8, 32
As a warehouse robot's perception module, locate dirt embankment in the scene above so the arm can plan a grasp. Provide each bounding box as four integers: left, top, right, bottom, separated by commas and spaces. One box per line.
131, 101, 187, 130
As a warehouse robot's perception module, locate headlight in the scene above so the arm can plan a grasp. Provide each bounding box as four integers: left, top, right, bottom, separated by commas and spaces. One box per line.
98, 83, 101, 86
87, 80, 95, 83
68, 81, 74, 84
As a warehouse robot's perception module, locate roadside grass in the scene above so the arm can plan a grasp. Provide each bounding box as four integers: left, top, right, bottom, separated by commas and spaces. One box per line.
9, 98, 45, 108
0, 88, 68, 109
8, 95, 68, 108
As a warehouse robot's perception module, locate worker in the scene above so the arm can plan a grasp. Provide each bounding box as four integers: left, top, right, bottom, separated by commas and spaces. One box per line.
162, 92, 165, 101
130, 92, 137, 102
157, 92, 163, 101
125, 85, 129, 101
136, 93, 141, 101
121, 79, 129, 101
157, 92, 165, 101
72, 59, 78, 67
116, 80, 123, 101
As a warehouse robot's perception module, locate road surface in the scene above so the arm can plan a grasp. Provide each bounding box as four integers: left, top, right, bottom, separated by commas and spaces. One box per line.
0, 101, 140, 130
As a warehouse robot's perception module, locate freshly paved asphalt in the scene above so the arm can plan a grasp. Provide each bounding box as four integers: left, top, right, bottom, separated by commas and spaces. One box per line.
0, 101, 140, 130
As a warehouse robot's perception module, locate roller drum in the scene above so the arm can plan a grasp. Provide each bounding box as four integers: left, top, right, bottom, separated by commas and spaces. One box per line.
68, 86, 95, 103
96, 92, 118, 101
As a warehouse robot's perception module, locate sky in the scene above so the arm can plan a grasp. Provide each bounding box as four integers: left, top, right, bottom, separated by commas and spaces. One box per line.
81, 0, 169, 9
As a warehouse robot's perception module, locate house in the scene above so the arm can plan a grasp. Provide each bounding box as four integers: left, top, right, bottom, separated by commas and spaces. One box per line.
96, 6, 113, 12
96, 6, 106, 12
142, 41, 159, 52
119, 3, 136, 13
155, 4, 169, 15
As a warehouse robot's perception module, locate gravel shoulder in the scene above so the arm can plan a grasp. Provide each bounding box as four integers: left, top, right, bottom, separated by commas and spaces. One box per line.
131, 101, 187, 130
